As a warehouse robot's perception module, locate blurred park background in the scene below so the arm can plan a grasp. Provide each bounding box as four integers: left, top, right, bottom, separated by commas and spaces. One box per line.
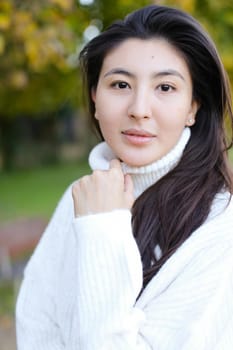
0, 0, 232, 348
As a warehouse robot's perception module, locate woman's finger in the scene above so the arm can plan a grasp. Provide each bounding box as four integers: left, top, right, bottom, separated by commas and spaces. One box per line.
109, 159, 122, 169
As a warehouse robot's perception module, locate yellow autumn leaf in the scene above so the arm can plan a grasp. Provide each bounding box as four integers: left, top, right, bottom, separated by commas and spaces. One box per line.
49, 0, 74, 11
25, 29, 63, 71
8, 70, 28, 89
25, 38, 40, 66
0, 13, 11, 30
12, 11, 37, 40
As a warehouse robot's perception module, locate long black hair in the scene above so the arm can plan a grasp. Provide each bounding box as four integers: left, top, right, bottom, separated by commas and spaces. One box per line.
79, 5, 233, 288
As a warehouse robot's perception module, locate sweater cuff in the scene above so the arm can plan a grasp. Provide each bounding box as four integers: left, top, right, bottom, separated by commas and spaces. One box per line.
72, 209, 132, 241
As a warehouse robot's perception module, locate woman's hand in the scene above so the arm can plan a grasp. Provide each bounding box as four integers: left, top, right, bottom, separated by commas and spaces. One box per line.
72, 159, 134, 217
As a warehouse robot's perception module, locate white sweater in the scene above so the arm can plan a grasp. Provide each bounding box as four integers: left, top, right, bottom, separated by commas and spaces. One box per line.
16, 128, 233, 350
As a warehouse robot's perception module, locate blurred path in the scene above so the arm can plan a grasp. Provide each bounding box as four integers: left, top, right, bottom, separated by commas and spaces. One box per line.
0, 218, 46, 261
0, 315, 16, 350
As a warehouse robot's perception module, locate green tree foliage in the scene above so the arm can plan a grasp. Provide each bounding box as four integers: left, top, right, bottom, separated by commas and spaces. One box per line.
0, 0, 91, 169
92, 0, 151, 27
0, 0, 90, 117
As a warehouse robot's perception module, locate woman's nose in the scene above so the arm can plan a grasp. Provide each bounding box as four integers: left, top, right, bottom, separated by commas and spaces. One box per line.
127, 90, 152, 120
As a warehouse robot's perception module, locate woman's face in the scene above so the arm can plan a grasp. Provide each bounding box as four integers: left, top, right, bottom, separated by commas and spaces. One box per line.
92, 38, 198, 167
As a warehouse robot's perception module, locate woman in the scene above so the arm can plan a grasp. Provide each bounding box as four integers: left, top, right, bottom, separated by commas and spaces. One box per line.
16, 5, 233, 350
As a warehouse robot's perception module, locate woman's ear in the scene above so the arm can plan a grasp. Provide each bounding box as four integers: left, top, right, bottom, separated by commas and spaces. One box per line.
186, 99, 200, 126
91, 88, 99, 119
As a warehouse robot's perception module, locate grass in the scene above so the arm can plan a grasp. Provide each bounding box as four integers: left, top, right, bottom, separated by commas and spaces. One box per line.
0, 160, 90, 223
0, 282, 15, 316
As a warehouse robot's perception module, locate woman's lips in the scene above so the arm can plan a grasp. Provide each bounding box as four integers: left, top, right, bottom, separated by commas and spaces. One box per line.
121, 128, 156, 145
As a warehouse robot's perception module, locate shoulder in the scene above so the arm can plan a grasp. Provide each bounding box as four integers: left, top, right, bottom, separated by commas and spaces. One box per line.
39, 182, 75, 242
186, 191, 233, 251
52, 183, 74, 219
24, 183, 76, 273
206, 191, 233, 230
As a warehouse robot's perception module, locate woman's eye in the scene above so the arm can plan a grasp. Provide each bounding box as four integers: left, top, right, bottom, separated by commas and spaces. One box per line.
112, 81, 129, 89
158, 84, 174, 92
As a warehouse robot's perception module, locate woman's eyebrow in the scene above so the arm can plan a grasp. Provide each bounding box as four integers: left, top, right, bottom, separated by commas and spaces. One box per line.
103, 68, 134, 78
154, 69, 185, 81
103, 68, 185, 81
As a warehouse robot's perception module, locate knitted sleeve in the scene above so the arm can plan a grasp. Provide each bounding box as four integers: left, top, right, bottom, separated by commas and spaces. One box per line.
16, 186, 74, 350
71, 210, 148, 349
72, 204, 233, 350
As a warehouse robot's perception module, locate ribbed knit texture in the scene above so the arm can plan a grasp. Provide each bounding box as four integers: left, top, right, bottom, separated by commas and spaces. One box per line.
16, 128, 233, 350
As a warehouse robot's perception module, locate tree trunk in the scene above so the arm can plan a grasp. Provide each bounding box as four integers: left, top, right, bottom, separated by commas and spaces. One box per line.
0, 118, 17, 171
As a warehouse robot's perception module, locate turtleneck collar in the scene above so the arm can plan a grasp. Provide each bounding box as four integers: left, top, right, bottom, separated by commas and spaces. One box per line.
89, 127, 191, 198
